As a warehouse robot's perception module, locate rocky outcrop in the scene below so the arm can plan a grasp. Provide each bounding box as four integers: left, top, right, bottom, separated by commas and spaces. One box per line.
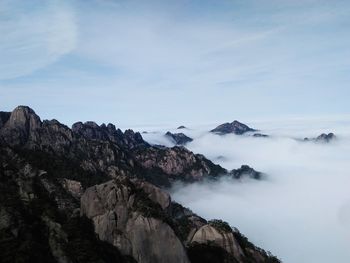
80, 179, 189, 263
230, 165, 262, 180
303, 132, 336, 143
0, 106, 42, 146
188, 219, 280, 263
190, 224, 244, 260
165, 131, 193, 145
133, 146, 226, 182
133, 180, 170, 210
211, 121, 257, 135
177, 125, 187, 129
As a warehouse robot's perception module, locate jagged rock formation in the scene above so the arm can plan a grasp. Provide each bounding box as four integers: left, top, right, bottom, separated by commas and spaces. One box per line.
211, 121, 257, 135
0, 106, 223, 187
230, 165, 263, 180
165, 131, 193, 145
304, 133, 336, 143
0, 106, 280, 263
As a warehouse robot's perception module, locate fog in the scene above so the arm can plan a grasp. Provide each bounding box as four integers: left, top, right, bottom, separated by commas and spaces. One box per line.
142, 118, 350, 263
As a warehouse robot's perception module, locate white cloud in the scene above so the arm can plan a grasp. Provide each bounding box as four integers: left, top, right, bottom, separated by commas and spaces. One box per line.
0, 0, 77, 80
145, 118, 350, 263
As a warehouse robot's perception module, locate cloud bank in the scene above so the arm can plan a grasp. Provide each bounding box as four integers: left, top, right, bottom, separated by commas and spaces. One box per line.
143, 118, 350, 263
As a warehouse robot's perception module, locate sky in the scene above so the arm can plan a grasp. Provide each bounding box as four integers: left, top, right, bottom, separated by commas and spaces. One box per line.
0, 0, 350, 127
141, 119, 350, 263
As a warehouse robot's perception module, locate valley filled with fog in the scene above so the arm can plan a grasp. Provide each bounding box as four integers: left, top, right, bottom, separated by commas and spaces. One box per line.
141, 117, 350, 263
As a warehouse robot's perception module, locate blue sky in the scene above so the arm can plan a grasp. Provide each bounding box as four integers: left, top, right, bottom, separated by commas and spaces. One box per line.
1, 0, 349, 127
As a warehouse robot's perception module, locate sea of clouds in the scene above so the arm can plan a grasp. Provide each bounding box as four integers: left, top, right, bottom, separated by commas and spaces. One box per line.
141, 117, 350, 263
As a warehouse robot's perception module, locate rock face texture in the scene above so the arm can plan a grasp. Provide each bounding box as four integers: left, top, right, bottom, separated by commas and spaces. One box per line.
190, 224, 244, 260
81, 179, 189, 263
0, 106, 42, 146
133, 146, 226, 183
211, 120, 257, 135
0, 106, 280, 263
165, 131, 193, 145
230, 165, 263, 180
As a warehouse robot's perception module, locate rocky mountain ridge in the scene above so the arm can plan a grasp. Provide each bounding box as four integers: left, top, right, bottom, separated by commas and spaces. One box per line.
0, 106, 226, 187
0, 106, 280, 263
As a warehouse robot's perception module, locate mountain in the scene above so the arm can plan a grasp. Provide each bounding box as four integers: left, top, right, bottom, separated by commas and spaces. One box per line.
165, 131, 193, 145
211, 120, 257, 135
230, 165, 263, 180
0, 106, 280, 263
303, 133, 336, 143
0, 106, 225, 187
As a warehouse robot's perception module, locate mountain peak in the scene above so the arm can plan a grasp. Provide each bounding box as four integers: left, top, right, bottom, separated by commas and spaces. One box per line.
165, 131, 193, 145
210, 120, 257, 135
9, 106, 41, 125
0, 106, 42, 145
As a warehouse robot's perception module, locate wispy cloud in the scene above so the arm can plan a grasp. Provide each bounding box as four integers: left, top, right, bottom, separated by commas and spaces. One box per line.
0, 0, 349, 125
0, 0, 77, 80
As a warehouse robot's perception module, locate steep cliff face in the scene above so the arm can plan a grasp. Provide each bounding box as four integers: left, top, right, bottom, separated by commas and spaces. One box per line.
0, 106, 42, 146
0, 106, 280, 263
81, 179, 189, 263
